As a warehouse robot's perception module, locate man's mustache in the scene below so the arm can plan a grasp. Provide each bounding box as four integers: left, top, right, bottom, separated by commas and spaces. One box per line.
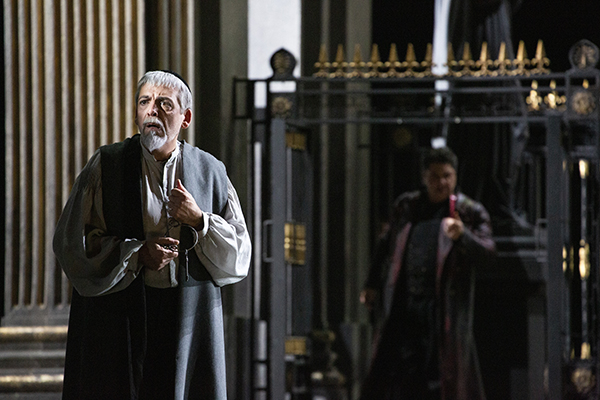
143, 117, 165, 132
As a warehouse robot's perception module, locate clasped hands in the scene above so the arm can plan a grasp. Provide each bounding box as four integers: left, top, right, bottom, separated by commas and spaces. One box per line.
139, 179, 203, 271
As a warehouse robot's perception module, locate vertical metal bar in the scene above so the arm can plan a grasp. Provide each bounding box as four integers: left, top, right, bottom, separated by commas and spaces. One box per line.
286, 146, 293, 336
252, 131, 265, 399
344, 116, 357, 321
580, 161, 588, 346
268, 118, 287, 400
319, 81, 329, 329
253, 139, 262, 319
546, 114, 564, 399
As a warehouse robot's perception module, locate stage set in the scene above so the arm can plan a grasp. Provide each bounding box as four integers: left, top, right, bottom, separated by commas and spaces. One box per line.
2, 1, 600, 400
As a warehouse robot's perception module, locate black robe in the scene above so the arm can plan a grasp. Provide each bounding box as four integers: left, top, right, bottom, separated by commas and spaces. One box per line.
361, 191, 496, 400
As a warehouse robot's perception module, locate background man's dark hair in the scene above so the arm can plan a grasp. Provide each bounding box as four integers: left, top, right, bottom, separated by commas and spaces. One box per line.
422, 147, 458, 171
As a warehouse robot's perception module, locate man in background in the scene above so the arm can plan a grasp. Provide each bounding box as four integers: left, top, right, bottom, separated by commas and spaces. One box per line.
360, 147, 495, 400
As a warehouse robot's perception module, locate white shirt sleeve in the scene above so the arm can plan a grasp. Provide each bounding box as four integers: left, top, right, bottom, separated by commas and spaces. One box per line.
52, 150, 144, 297
194, 178, 252, 286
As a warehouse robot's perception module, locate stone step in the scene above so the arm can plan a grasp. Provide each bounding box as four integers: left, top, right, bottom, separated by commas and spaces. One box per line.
0, 350, 65, 369
0, 327, 68, 343
0, 373, 63, 394
0, 327, 67, 397
0, 393, 62, 400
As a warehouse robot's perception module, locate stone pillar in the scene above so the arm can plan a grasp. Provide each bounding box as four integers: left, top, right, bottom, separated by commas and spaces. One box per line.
3, 0, 145, 327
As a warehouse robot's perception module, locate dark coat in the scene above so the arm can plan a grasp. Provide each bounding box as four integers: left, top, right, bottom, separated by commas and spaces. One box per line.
362, 190, 495, 400
61, 135, 230, 400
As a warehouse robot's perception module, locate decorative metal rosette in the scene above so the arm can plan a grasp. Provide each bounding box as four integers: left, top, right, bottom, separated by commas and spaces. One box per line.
569, 40, 600, 70
570, 89, 597, 116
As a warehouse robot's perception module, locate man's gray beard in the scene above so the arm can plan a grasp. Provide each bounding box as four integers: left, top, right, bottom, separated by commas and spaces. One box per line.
141, 130, 168, 153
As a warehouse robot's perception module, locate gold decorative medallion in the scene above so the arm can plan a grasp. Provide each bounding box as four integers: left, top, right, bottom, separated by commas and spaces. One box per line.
272, 96, 293, 118
571, 90, 596, 116
571, 367, 596, 395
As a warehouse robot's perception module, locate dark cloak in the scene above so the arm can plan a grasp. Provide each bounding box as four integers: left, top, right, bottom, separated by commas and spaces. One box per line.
361, 191, 495, 400
61, 134, 230, 400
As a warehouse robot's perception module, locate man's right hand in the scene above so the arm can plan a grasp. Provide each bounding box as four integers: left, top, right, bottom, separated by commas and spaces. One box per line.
360, 288, 378, 311
138, 237, 180, 271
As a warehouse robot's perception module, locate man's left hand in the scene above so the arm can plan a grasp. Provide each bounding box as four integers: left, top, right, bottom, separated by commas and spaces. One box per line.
442, 217, 464, 241
168, 179, 204, 230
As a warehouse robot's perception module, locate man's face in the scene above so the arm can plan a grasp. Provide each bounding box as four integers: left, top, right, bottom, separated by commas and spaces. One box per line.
423, 162, 457, 203
135, 84, 190, 153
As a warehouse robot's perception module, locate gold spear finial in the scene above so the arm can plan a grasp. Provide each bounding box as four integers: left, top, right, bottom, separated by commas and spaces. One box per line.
446, 43, 458, 76
335, 44, 345, 63
314, 44, 330, 77
494, 42, 511, 76
331, 44, 347, 78
462, 42, 472, 62
512, 41, 530, 76
535, 40, 545, 60
385, 43, 401, 77
424, 43, 433, 63
498, 42, 507, 62
447, 43, 455, 63
388, 43, 399, 63
353, 44, 362, 63
405, 43, 417, 63
402, 43, 418, 77
479, 42, 489, 62
367, 44, 383, 78
474, 42, 492, 76
415, 43, 434, 77
516, 40, 528, 61
370, 44, 381, 63
348, 44, 365, 78
456, 43, 474, 77
531, 39, 550, 74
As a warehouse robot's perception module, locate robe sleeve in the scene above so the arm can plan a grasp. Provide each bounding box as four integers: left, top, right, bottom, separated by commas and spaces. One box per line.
364, 225, 392, 291
53, 150, 145, 297
193, 178, 251, 286
455, 199, 496, 264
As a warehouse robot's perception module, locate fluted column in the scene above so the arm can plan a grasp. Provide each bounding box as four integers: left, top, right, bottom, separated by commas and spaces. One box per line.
3, 0, 145, 326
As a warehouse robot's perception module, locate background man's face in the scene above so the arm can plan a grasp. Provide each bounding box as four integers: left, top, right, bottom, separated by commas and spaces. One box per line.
423, 162, 457, 203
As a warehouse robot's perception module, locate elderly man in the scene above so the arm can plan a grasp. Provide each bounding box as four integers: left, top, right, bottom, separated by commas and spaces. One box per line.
54, 70, 251, 400
360, 147, 495, 400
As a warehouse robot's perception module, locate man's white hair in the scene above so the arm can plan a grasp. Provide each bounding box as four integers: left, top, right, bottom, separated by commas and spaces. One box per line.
135, 71, 192, 112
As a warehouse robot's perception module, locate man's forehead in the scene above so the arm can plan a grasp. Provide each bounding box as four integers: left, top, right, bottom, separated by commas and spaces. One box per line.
425, 163, 456, 174
138, 84, 178, 98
